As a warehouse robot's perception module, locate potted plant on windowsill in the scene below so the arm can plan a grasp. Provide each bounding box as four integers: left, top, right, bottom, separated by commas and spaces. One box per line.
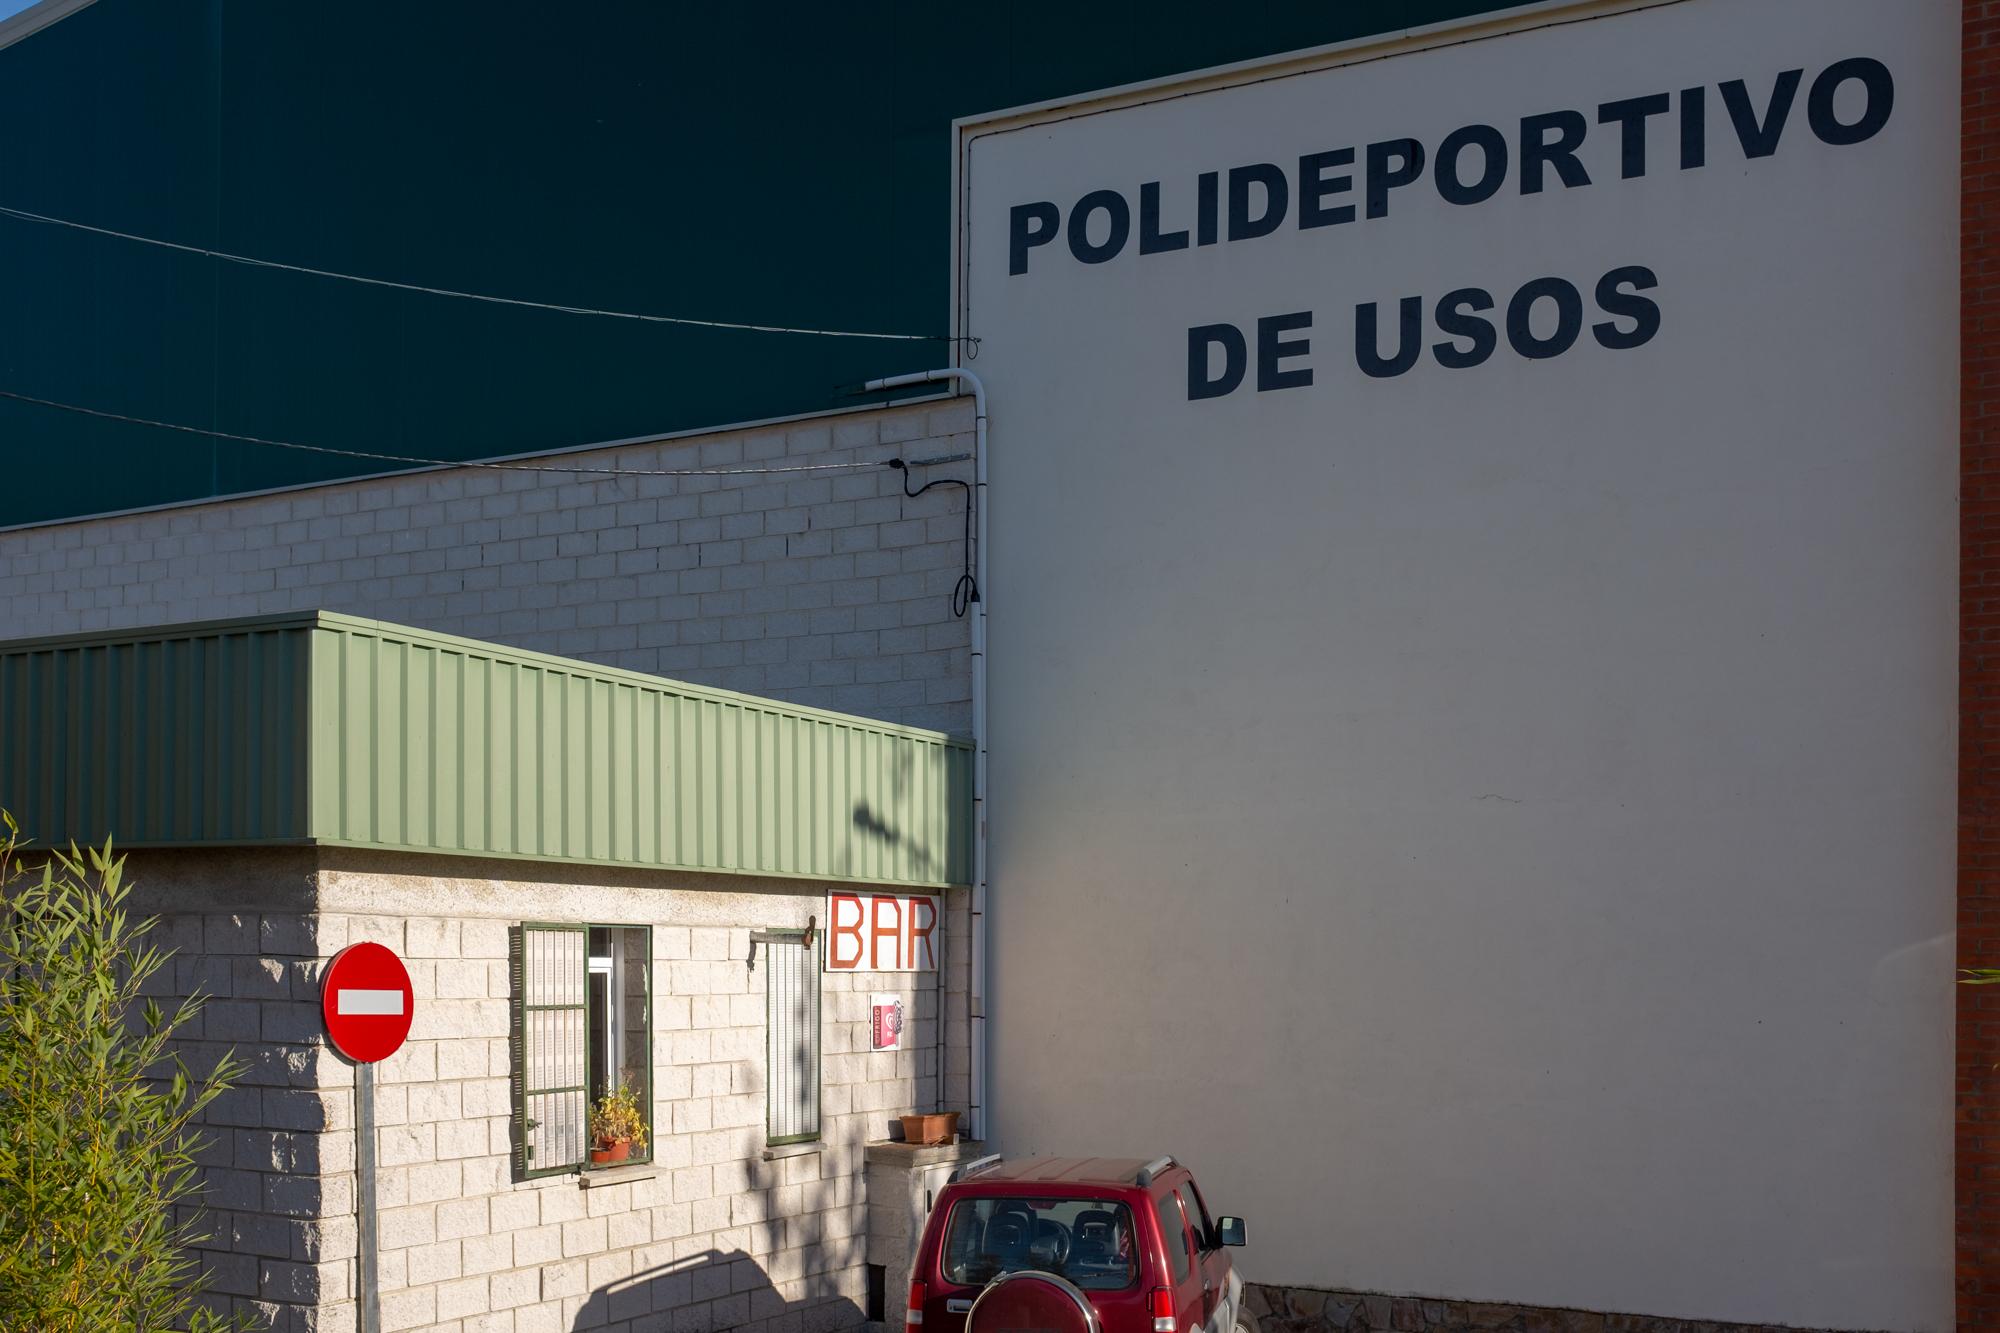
897, 1110, 961, 1146
588, 1083, 647, 1165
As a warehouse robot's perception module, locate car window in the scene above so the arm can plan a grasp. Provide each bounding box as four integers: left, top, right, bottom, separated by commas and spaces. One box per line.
941, 1196, 1139, 1291
1168, 1184, 1208, 1248
1154, 1193, 1192, 1283
1179, 1182, 1214, 1251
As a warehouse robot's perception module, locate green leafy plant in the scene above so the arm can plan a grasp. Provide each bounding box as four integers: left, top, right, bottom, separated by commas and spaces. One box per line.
0, 813, 259, 1333
588, 1081, 648, 1153
1964, 970, 2000, 984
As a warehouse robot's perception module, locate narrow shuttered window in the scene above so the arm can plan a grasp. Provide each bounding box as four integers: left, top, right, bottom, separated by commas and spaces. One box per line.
585, 925, 653, 1163
511, 922, 589, 1177
765, 929, 822, 1145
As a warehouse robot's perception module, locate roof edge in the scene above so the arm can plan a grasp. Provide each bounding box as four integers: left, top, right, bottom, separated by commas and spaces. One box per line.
309, 837, 972, 892
30, 835, 971, 892
0, 610, 973, 748
0, 609, 331, 653
0, 0, 97, 52
948, 0, 1679, 140
0, 391, 955, 537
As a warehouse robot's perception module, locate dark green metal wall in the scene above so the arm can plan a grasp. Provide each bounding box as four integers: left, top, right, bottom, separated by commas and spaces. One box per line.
0, 0, 1510, 528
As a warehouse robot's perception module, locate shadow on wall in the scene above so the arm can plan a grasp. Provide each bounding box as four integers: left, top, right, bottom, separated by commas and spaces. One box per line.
571, 1245, 866, 1333
845, 742, 951, 883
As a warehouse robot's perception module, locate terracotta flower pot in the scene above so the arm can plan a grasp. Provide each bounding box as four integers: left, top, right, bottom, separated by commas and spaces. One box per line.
590, 1139, 631, 1165
899, 1112, 961, 1146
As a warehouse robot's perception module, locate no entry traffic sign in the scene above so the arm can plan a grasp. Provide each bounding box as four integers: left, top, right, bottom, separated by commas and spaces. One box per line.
322, 942, 415, 1064
326, 943, 413, 1333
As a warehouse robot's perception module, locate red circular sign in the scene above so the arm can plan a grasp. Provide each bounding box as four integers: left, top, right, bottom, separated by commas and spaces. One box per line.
322, 942, 415, 1063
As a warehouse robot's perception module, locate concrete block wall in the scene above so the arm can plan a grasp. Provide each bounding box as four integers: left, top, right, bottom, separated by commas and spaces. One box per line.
863, 1143, 988, 1333
0, 400, 976, 734
134, 903, 359, 1333
148, 853, 975, 1333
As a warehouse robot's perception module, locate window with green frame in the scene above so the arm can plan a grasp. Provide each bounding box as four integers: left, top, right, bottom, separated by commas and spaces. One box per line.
511, 922, 652, 1177
765, 928, 821, 1145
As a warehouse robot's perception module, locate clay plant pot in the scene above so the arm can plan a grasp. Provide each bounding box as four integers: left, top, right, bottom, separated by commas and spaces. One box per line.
899, 1112, 962, 1146
590, 1139, 632, 1165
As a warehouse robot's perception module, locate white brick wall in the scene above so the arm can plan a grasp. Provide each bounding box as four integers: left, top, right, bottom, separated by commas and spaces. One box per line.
141, 854, 972, 1333
0, 401, 976, 734
132, 905, 358, 1332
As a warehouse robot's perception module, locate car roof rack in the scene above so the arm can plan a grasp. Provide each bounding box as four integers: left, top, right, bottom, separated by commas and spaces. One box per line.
1134, 1156, 1174, 1188
951, 1153, 1004, 1183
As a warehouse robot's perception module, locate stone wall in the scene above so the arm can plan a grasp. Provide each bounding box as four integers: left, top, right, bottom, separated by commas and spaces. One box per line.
1244, 1285, 1857, 1333
0, 399, 976, 734
125, 849, 972, 1333
153, 905, 353, 1331
863, 1141, 989, 1333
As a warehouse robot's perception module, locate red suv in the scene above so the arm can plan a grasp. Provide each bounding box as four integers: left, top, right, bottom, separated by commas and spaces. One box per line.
907, 1156, 1254, 1333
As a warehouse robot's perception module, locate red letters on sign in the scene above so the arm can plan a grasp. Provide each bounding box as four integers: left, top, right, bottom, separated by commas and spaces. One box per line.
871, 895, 902, 970
908, 896, 937, 971
823, 892, 941, 972
830, 892, 866, 969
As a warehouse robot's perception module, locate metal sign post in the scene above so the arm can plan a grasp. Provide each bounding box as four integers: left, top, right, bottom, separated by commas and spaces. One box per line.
322, 942, 414, 1333
356, 1060, 379, 1333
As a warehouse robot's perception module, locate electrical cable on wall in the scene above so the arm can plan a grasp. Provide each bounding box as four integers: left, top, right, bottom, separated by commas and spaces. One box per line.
887, 455, 977, 618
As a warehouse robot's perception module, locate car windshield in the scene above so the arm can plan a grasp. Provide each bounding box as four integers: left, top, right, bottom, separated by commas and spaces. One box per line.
941, 1197, 1140, 1291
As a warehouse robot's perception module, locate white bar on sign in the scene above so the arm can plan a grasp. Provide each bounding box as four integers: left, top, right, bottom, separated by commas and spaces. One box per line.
337, 988, 405, 1016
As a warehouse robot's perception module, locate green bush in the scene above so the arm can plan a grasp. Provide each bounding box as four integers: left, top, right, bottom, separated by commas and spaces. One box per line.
0, 814, 259, 1332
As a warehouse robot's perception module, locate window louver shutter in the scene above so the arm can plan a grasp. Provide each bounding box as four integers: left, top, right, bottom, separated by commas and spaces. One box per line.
766, 930, 822, 1145
512, 923, 589, 1176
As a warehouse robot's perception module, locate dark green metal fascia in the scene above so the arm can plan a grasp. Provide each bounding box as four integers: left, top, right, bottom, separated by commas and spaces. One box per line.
0, 614, 314, 848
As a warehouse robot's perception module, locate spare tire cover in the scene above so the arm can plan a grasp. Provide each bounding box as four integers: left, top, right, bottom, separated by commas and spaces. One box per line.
966, 1271, 1101, 1333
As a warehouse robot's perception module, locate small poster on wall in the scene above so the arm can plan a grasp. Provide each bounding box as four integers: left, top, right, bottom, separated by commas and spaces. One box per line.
870, 994, 904, 1052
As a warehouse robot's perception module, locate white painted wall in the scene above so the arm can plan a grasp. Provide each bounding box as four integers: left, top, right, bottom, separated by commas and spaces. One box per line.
961, 1, 1956, 1327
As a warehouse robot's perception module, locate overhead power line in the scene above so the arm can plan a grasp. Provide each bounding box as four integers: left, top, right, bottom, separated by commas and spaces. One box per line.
0, 389, 894, 478
0, 203, 966, 344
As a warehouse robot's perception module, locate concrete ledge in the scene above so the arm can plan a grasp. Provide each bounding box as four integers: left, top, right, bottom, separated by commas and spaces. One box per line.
578, 1162, 658, 1189
1245, 1283, 1865, 1333
864, 1138, 988, 1169
763, 1140, 824, 1162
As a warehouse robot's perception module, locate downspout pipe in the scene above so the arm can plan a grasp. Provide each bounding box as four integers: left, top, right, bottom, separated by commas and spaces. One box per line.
862, 368, 988, 1143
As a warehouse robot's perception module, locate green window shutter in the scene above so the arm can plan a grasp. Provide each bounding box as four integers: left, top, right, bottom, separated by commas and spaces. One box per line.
766, 930, 822, 1145
512, 922, 589, 1177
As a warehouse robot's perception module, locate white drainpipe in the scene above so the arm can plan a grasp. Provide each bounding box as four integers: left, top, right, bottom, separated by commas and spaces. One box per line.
862, 368, 988, 1143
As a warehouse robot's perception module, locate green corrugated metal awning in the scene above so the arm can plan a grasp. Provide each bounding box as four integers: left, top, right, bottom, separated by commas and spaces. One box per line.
0, 612, 971, 888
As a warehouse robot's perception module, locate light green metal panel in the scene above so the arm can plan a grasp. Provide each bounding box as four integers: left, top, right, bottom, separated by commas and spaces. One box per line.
0, 612, 969, 884
304, 614, 970, 886
0, 619, 312, 848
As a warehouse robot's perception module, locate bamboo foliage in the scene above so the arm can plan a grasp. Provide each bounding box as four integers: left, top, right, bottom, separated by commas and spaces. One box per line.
0, 813, 260, 1332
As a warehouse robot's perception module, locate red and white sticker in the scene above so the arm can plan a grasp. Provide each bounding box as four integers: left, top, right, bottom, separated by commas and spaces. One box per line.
321, 941, 415, 1064
870, 994, 905, 1051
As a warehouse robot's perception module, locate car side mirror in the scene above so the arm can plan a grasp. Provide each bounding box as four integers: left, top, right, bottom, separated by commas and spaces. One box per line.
1217, 1216, 1246, 1247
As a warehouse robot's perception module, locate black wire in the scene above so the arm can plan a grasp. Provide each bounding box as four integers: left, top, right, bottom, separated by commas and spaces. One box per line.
890, 461, 978, 618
